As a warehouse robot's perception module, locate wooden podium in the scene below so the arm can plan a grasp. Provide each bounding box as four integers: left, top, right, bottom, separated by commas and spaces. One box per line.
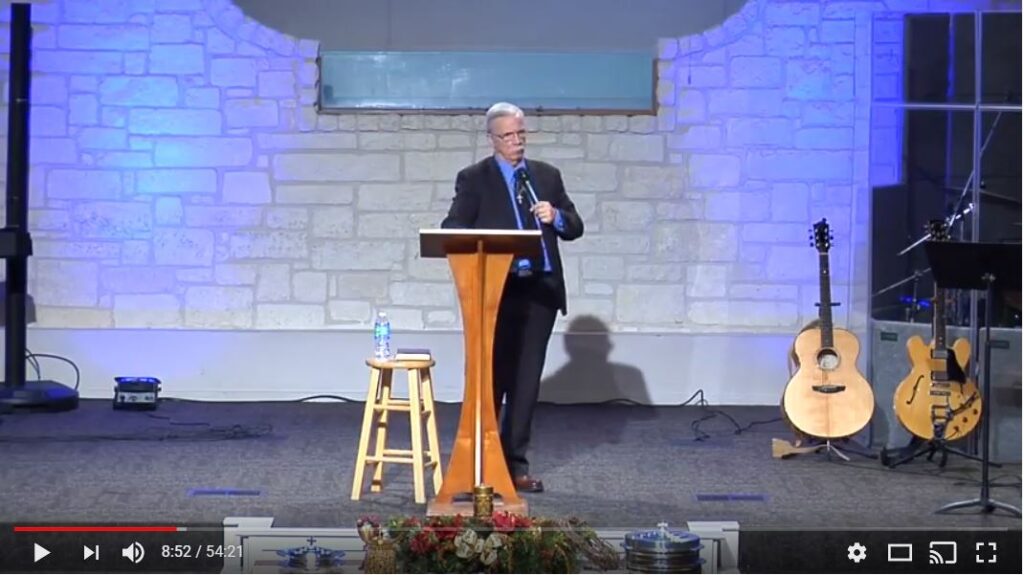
419, 228, 542, 515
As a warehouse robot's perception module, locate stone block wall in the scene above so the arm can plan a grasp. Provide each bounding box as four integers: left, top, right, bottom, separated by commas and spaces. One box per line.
0, 0, 1015, 334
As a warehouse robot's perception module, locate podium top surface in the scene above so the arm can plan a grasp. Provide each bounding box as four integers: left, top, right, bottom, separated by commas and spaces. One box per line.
419, 228, 542, 258
924, 241, 1021, 291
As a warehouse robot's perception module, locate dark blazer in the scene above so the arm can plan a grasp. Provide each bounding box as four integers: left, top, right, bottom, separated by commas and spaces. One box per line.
441, 156, 584, 314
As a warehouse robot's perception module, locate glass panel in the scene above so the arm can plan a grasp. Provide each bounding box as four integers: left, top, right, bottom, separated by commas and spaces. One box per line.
873, 13, 976, 104
908, 13, 976, 104
982, 12, 1022, 105
317, 51, 655, 112
870, 110, 974, 322
978, 110, 1022, 327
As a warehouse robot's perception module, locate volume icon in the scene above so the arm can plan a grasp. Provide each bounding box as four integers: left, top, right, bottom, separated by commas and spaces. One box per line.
122, 541, 145, 564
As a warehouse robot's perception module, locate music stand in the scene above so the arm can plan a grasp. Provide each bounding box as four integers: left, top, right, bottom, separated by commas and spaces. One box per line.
925, 240, 1021, 517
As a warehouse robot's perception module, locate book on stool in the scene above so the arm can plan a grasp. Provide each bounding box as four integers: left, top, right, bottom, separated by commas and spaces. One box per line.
395, 348, 431, 361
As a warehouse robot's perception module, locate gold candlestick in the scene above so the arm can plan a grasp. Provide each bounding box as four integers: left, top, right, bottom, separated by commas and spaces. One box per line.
473, 484, 494, 518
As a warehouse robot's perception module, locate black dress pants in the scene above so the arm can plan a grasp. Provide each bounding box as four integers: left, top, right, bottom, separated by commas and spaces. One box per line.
492, 273, 559, 477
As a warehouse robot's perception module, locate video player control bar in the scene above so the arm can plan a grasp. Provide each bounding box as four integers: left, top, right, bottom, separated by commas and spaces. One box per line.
1, 524, 227, 573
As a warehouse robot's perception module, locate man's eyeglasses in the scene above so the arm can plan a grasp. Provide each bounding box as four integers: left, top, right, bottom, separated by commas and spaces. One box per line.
490, 129, 527, 143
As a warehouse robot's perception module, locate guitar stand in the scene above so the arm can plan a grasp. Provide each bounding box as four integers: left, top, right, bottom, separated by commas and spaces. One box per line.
773, 437, 877, 461
882, 437, 996, 469
824, 438, 877, 461
822, 440, 851, 462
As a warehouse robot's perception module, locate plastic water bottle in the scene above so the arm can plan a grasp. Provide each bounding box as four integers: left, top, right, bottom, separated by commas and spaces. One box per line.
373, 311, 391, 360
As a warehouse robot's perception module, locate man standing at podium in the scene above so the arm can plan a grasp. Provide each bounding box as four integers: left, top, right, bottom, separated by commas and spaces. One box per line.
441, 102, 585, 493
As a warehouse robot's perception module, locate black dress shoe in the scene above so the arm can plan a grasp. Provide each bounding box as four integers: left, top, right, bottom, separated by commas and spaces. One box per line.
513, 475, 544, 493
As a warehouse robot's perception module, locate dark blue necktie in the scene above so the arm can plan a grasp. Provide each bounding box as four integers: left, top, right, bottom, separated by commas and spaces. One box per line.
513, 172, 543, 273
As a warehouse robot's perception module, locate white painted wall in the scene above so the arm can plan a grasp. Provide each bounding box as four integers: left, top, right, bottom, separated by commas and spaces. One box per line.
14, 328, 798, 405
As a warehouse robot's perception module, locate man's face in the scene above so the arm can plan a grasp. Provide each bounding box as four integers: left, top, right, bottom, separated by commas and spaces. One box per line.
489, 114, 526, 164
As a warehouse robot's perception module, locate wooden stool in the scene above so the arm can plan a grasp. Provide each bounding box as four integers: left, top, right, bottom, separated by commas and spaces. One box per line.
351, 356, 443, 504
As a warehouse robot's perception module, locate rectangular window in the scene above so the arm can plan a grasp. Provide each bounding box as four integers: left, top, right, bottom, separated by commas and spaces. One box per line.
317, 51, 655, 113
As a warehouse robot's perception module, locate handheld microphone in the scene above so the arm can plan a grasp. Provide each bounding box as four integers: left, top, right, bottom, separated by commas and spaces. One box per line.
514, 168, 539, 208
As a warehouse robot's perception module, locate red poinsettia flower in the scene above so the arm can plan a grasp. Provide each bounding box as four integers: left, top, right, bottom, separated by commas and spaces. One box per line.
435, 516, 463, 541
491, 511, 516, 533
513, 514, 532, 529
410, 531, 435, 555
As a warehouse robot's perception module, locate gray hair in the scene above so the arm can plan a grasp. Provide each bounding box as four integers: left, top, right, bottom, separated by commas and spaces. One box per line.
485, 102, 524, 132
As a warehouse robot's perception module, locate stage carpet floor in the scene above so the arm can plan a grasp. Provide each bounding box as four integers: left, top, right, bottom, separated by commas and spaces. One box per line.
1, 400, 1020, 530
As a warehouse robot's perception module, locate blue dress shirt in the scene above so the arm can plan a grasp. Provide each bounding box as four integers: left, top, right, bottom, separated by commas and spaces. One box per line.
494, 156, 565, 273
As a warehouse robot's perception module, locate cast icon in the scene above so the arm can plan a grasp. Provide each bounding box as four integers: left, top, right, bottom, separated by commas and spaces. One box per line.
929, 541, 957, 565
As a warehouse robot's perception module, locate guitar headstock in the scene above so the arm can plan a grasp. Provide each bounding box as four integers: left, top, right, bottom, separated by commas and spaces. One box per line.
810, 218, 832, 253
927, 219, 950, 242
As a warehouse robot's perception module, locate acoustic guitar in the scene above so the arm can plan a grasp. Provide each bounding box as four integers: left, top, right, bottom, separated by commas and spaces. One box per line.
892, 220, 982, 441
782, 219, 875, 439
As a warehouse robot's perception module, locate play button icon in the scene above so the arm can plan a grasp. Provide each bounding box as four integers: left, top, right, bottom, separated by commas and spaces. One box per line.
33, 543, 50, 562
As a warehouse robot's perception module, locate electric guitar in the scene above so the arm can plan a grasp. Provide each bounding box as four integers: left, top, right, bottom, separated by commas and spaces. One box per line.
782, 219, 875, 439
892, 221, 982, 441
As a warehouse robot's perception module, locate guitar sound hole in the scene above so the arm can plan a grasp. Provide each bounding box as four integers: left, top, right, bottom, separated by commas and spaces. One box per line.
816, 349, 840, 371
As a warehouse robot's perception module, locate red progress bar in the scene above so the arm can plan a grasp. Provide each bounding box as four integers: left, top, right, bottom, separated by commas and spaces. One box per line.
14, 526, 180, 532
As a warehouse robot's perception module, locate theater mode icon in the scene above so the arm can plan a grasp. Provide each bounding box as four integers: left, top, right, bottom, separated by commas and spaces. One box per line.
887, 543, 913, 563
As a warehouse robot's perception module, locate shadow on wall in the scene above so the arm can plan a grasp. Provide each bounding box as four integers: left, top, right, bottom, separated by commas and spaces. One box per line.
539, 315, 651, 405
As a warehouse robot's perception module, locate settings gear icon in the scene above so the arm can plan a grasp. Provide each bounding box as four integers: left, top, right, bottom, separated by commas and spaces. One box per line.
847, 542, 868, 563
